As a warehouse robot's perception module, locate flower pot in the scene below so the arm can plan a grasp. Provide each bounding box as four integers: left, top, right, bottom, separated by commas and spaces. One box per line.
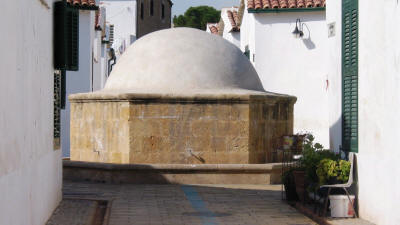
283, 171, 299, 201
329, 195, 355, 218
293, 170, 306, 202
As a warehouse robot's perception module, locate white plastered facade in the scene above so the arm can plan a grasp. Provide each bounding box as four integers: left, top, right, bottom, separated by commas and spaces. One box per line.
0, 0, 62, 224
241, 3, 330, 146
327, 0, 400, 224
220, 7, 241, 48
100, 0, 137, 57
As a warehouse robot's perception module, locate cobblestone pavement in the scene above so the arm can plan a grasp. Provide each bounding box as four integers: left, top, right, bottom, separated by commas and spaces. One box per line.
62, 181, 316, 225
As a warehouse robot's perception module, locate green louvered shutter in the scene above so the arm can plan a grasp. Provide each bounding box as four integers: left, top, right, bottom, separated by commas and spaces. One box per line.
342, 0, 358, 152
54, 1, 79, 71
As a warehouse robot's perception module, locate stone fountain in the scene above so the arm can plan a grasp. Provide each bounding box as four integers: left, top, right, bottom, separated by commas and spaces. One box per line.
69, 28, 296, 167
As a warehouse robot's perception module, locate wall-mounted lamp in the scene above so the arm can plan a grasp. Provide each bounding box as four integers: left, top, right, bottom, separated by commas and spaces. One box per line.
292, 19, 304, 39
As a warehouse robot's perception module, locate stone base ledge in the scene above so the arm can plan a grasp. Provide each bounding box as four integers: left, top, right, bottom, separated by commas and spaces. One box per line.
63, 161, 283, 185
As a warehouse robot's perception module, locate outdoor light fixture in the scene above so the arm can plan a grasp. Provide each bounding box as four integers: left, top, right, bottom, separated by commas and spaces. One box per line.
292, 19, 304, 39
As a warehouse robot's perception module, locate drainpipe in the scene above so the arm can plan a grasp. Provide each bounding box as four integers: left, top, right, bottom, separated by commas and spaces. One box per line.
108, 48, 116, 76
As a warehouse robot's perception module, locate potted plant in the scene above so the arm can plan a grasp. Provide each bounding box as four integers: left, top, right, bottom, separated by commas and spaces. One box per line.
282, 168, 299, 201
316, 158, 355, 218
316, 159, 350, 185
293, 134, 339, 201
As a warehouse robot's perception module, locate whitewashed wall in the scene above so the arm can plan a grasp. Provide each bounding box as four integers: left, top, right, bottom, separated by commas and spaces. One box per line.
221, 8, 241, 48
240, 7, 256, 65
93, 30, 109, 91
249, 11, 329, 147
327, 0, 400, 224
100, 0, 137, 57
357, 1, 400, 224
0, 0, 62, 224
326, 0, 342, 152
62, 11, 95, 157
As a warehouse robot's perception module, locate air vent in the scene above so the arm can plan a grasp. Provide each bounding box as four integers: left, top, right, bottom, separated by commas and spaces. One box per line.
108, 24, 114, 48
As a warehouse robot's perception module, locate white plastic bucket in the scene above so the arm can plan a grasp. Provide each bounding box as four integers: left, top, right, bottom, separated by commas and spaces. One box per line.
329, 195, 355, 218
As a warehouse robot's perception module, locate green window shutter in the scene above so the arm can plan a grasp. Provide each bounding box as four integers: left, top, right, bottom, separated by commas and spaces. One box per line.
342, 0, 358, 152
54, 2, 79, 71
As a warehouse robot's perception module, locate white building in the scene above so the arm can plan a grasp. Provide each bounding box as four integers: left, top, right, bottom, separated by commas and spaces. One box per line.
241, 0, 329, 146
0, 0, 62, 224
61, 1, 111, 157
206, 23, 220, 35
327, 0, 400, 224
220, 7, 241, 48
206, 7, 241, 49
100, 0, 137, 57
100, 0, 173, 58
61, 0, 172, 157
93, 7, 112, 91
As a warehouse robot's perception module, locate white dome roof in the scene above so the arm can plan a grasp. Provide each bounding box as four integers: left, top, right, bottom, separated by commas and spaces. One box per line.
104, 28, 265, 94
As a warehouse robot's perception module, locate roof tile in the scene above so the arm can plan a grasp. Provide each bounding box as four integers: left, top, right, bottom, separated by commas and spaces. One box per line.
66, 0, 97, 8
305, 0, 314, 7
271, 0, 279, 9
232, 10, 240, 25
288, 0, 296, 8
247, 0, 325, 9
255, 0, 262, 9
95, 10, 101, 30
262, 0, 271, 9
227, 10, 240, 32
247, 0, 255, 9
208, 25, 219, 35
279, 0, 288, 8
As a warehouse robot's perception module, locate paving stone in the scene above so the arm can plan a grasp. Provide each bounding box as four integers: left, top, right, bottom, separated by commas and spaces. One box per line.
56, 182, 317, 225
46, 199, 98, 225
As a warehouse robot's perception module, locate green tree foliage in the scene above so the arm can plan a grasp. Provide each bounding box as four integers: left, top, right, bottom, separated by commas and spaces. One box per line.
173, 6, 220, 30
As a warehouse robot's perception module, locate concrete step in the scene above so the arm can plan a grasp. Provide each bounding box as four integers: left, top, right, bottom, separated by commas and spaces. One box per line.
63, 160, 283, 185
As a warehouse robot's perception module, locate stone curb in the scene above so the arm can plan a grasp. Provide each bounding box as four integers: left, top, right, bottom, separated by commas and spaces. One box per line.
63, 160, 283, 173
68, 91, 297, 104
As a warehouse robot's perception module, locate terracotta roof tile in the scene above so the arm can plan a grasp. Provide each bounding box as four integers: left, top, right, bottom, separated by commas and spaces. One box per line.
288, 0, 296, 8
66, 0, 97, 8
247, 0, 255, 9
232, 10, 240, 25
255, 0, 262, 9
262, 0, 271, 9
208, 24, 219, 35
279, 0, 288, 8
314, 0, 322, 7
227, 10, 240, 32
305, 0, 314, 7
271, 0, 279, 8
95, 10, 101, 30
247, 0, 325, 9
297, 0, 305, 7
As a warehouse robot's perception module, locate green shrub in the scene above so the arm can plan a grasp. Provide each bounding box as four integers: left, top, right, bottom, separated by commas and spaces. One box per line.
316, 159, 351, 185
299, 134, 340, 186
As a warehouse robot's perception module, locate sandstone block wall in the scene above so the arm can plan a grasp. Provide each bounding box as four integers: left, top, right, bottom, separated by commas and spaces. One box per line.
70, 95, 294, 164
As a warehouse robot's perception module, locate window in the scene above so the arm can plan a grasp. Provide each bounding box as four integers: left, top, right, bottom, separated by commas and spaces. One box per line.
54, 1, 79, 71
150, 0, 154, 16
342, 0, 358, 153
161, 2, 165, 19
140, 2, 144, 20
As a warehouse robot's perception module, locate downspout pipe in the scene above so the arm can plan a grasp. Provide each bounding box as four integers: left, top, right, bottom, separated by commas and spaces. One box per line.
108, 48, 116, 76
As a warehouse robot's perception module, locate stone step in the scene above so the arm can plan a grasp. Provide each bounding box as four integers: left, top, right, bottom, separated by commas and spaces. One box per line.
63, 160, 283, 185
